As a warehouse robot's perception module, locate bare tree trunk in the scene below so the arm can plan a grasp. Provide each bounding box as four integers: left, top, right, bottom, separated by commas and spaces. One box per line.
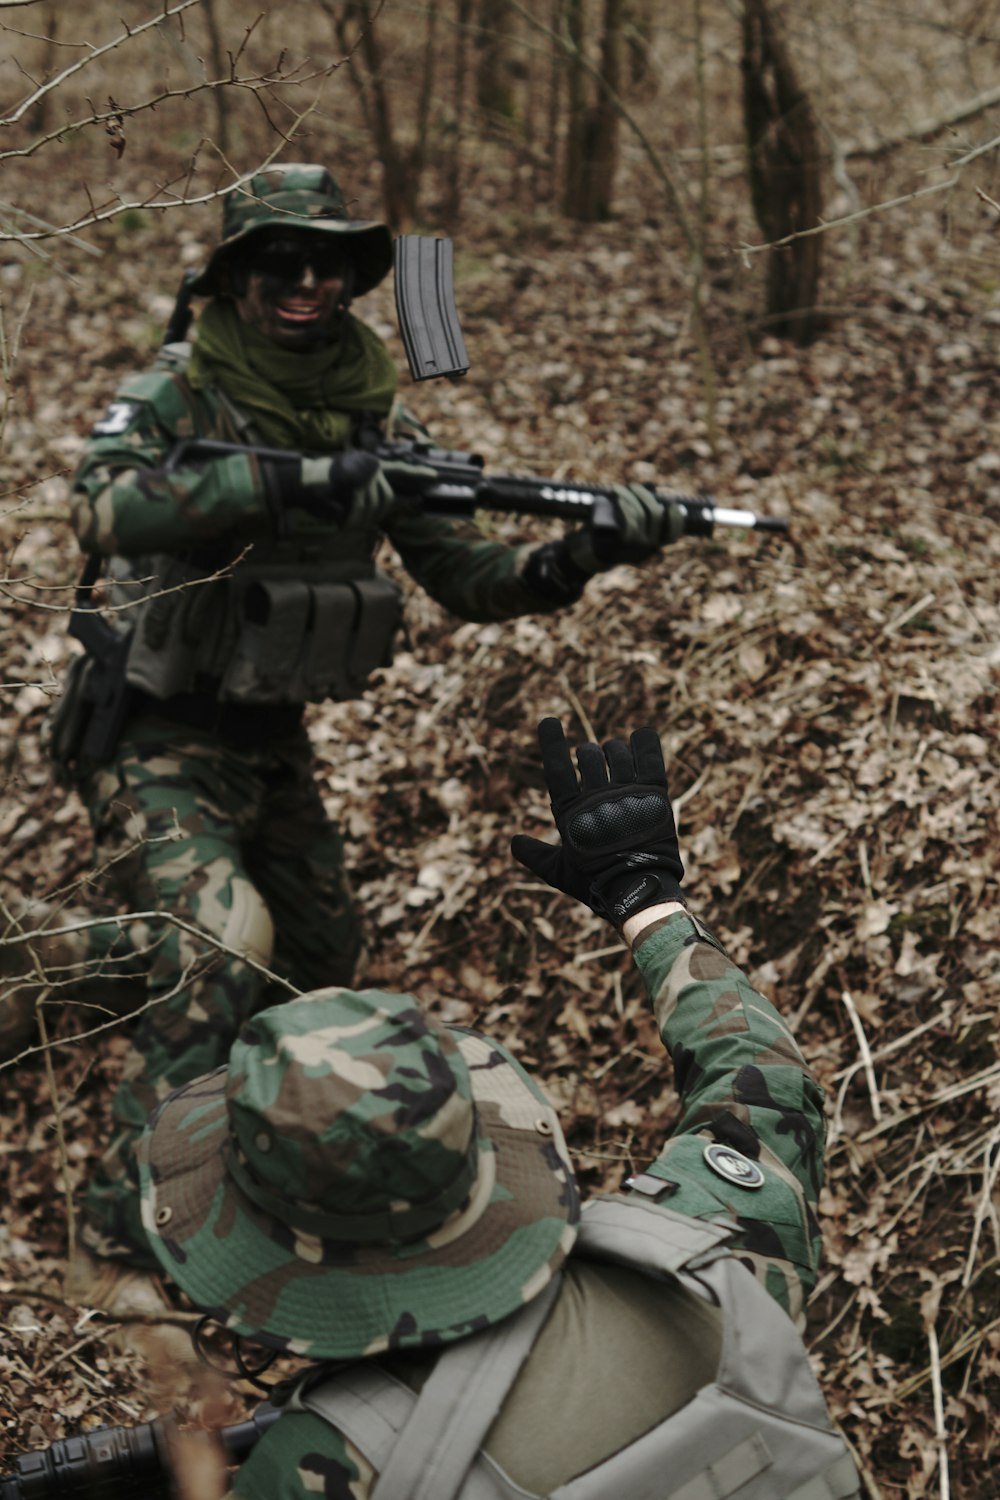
411, 0, 440, 193
443, 0, 475, 225
474, 0, 517, 123
26, 12, 61, 134
201, 0, 231, 155
322, 1, 438, 229
575, 0, 623, 222
742, 0, 824, 344
624, 0, 656, 89
562, 0, 586, 215
545, 0, 564, 203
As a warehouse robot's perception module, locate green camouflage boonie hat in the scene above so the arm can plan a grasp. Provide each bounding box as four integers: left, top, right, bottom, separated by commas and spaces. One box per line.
138, 990, 580, 1361
189, 163, 394, 298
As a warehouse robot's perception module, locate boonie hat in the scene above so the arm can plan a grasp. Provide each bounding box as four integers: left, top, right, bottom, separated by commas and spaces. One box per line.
138, 989, 580, 1360
189, 163, 394, 298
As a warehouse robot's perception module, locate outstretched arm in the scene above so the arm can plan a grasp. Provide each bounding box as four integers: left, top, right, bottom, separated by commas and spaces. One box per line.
511, 719, 826, 1324
623, 902, 825, 1323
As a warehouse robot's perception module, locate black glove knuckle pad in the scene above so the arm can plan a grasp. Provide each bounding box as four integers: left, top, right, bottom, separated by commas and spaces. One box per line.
511, 718, 684, 928
566, 790, 672, 860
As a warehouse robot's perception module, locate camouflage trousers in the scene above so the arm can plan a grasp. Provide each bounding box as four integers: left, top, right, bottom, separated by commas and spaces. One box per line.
79, 716, 361, 1267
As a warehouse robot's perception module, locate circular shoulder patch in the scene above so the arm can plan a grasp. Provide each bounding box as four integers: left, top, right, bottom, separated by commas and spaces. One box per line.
704, 1142, 765, 1190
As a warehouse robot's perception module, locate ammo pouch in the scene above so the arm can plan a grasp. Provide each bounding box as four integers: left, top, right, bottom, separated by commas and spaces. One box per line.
42, 653, 98, 784
119, 550, 403, 707
219, 571, 402, 705
120, 556, 230, 701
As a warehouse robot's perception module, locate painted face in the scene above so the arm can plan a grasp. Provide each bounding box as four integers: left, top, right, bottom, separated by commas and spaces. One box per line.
231, 233, 351, 348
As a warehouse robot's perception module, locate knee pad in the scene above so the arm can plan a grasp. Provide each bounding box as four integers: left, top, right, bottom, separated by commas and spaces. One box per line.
221, 876, 275, 969
183, 860, 276, 969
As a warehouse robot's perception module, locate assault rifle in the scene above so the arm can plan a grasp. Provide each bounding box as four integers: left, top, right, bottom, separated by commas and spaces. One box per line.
0, 1404, 279, 1499
157, 233, 787, 537
165, 437, 790, 540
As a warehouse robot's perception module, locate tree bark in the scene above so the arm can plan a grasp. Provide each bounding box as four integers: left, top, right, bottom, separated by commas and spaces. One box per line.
443, 0, 475, 225
561, 0, 586, 215
577, 0, 624, 222
322, 1, 437, 229
742, 0, 824, 344
563, 0, 624, 222
201, 0, 231, 155
474, 0, 517, 122
26, 11, 61, 135
624, 0, 656, 89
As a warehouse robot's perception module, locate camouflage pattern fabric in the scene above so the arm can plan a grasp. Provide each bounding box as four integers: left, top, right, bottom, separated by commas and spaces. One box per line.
633, 909, 825, 1323
72, 357, 567, 625
188, 164, 394, 299
138, 990, 580, 1357
225, 910, 828, 1500
80, 719, 360, 1267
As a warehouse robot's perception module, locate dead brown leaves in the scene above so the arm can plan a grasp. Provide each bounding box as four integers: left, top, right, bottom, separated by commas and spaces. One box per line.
1, 171, 999, 1500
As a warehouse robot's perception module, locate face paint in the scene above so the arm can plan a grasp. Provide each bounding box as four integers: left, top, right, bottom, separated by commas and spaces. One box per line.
231, 234, 351, 349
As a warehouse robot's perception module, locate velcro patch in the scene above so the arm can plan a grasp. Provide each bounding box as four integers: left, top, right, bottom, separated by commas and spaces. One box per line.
704, 1142, 765, 1190
91, 400, 142, 437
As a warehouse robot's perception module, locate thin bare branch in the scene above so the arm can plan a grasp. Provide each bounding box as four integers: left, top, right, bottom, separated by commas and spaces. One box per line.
0, 0, 203, 129
738, 174, 961, 258
507, 0, 697, 253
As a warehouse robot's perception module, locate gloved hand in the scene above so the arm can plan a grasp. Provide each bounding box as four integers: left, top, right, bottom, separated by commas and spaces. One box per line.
266, 451, 437, 527
511, 718, 684, 928
565, 483, 686, 572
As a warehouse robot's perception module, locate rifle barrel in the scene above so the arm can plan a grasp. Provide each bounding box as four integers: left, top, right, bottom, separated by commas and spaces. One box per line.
708, 507, 789, 533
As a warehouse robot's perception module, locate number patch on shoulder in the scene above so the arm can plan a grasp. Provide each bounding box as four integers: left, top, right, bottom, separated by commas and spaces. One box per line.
91, 400, 142, 436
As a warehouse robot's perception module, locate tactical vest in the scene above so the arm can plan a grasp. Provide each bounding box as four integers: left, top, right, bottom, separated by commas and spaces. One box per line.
113, 531, 402, 707
291, 1196, 861, 1500
106, 354, 404, 707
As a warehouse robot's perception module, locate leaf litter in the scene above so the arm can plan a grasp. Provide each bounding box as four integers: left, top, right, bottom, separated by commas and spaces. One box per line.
0, 168, 999, 1500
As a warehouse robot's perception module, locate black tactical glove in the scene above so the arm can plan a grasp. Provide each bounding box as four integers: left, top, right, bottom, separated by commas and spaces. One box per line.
511, 718, 684, 928
265, 451, 436, 526
566, 483, 686, 572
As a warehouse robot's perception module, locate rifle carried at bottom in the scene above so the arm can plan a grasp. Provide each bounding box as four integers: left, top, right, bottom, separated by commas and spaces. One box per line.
164, 437, 790, 540
0, 1404, 279, 1500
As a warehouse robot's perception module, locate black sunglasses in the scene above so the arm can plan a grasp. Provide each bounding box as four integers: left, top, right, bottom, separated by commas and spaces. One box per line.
243, 237, 350, 283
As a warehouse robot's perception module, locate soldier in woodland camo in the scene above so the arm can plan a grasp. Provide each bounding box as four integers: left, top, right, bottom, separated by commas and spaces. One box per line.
43, 165, 678, 1320
136, 720, 858, 1500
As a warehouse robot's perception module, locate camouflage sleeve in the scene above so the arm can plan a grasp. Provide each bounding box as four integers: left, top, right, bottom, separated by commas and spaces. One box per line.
71, 393, 270, 557
230, 1409, 375, 1500
383, 506, 573, 622
630, 910, 826, 1325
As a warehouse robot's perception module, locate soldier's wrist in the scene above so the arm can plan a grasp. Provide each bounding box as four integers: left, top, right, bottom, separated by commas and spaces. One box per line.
522, 537, 592, 603
622, 900, 687, 947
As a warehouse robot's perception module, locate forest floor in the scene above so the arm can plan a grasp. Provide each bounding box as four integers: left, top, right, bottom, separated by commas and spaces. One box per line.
1, 131, 999, 1499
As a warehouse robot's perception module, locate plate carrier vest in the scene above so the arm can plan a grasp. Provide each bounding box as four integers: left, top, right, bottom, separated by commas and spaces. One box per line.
290, 1194, 861, 1500
105, 356, 403, 707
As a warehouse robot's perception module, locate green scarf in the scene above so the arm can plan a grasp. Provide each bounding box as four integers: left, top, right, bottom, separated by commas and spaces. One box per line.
186, 298, 398, 451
